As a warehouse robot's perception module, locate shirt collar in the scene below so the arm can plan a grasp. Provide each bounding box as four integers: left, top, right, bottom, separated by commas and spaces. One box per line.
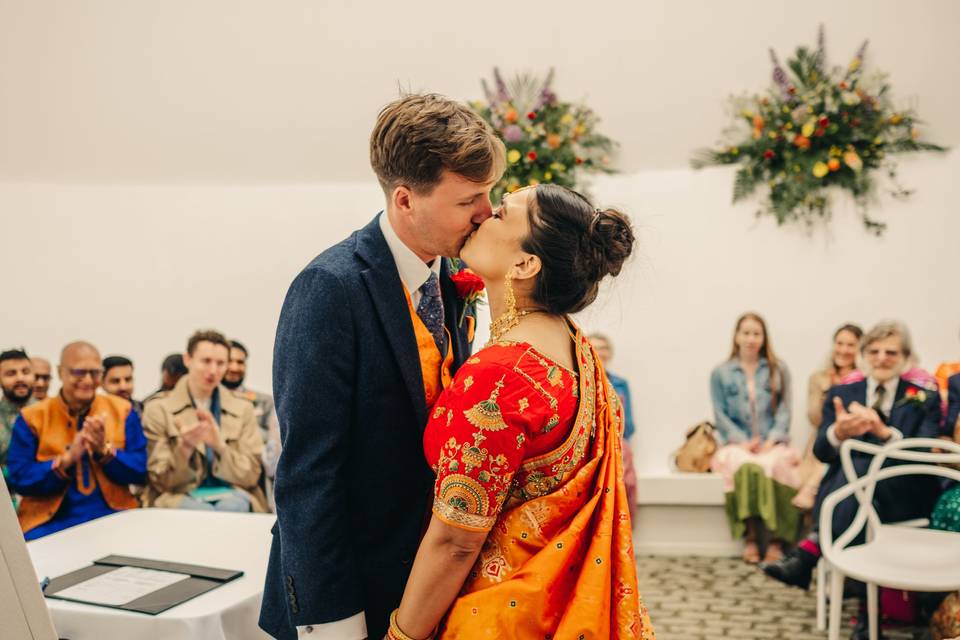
867, 376, 900, 398
379, 211, 441, 297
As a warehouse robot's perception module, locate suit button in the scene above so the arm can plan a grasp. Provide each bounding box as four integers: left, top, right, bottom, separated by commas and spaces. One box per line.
401, 558, 411, 565
304, 626, 314, 633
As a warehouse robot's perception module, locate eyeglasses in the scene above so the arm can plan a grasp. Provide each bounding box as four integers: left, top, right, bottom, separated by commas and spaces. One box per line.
67, 368, 104, 380
34, 374, 52, 381
864, 349, 902, 358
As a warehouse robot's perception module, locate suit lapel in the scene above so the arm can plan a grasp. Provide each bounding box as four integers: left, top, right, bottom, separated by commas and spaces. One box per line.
356, 215, 428, 428
888, 378, 912, 433
440, 258, 470, 368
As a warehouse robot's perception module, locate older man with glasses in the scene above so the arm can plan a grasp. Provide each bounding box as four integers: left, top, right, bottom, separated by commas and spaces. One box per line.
6, 341, 146, 540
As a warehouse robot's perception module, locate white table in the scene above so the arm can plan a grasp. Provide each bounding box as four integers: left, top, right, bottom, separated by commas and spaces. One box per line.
27, 509, 276, 640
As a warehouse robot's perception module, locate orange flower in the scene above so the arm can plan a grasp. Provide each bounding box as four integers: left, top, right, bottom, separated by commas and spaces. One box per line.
827, 158, 841, 172
546, 133, 562, 149
504, 109, 518, 124
793, 135, 811, 150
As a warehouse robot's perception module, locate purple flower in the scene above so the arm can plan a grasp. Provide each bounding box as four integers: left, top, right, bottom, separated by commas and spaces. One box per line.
503, 125, 524, 142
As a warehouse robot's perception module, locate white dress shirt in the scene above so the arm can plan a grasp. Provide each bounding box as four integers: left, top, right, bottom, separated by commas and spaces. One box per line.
827, 376, 903, 448
297, 212, 438, 640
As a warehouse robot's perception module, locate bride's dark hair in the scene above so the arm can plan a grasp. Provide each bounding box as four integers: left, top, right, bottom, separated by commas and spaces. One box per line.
523, 184, 634, 314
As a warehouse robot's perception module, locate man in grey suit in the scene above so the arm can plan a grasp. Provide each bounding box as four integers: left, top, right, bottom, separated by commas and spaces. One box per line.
260, 93, 505, 640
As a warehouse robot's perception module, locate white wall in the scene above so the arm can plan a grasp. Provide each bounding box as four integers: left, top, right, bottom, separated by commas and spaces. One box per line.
0, 0, 957, 182
3, 151, 956, 473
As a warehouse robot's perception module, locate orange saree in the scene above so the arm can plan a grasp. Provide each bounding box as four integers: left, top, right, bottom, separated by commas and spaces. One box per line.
423, 326, 655, 639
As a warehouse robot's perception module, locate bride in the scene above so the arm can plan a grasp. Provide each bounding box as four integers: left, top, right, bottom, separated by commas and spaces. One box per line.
385, 184, 656, 640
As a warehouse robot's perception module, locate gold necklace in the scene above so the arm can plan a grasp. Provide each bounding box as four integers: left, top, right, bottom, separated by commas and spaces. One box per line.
487, 309, 542, 346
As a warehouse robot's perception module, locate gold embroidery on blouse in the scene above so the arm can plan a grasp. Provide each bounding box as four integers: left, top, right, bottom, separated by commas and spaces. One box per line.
518, 397, 529, 414
463, 375, 508, 432
463, 375, 474, 391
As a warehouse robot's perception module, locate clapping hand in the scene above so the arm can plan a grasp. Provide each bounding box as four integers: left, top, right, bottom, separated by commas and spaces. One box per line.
194, 409, 226, 454
833, 397, 891, 441
81, 413, 107, 455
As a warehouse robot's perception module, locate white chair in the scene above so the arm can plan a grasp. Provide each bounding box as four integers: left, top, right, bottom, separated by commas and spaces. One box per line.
814, 439, 930, 631
819, 437, 960, 640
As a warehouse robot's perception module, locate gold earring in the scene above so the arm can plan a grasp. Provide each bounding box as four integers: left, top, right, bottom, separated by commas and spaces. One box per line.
487, 272, 530, 346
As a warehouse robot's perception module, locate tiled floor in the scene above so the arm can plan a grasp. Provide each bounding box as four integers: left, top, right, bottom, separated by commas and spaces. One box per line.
636, 556, 930, 639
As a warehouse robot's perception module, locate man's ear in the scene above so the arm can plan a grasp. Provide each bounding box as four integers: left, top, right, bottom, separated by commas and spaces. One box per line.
392, 185, 414, 216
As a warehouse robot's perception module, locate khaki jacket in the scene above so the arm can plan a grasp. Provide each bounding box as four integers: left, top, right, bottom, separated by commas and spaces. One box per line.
141, 377, 267, 512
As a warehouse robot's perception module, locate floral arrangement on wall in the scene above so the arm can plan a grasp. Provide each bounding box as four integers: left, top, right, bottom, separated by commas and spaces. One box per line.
472, 68, 616, 202
692, 27, 947, 235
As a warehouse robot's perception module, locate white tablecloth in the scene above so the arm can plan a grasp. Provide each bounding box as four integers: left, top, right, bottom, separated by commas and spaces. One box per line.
27, 509, 276, 640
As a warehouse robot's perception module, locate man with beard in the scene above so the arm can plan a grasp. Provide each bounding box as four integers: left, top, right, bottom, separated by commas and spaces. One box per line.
101, 355, 144, 415
1, 349, 36, 490
30, 356, 51, 401
223, 340, 280, 507
7, 341, 146, 539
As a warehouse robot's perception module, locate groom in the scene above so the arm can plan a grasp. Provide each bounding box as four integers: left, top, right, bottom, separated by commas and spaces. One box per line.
259, 94, 505, 640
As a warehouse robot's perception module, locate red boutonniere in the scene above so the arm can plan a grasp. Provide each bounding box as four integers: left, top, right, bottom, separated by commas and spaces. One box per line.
895, 386, 928, 409
449, 262, 486, 327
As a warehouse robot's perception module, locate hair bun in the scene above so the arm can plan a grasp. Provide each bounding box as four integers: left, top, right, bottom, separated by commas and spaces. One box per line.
586, 208, 634, 279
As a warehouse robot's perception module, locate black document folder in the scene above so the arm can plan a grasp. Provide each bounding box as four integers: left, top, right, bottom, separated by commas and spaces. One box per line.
44, 554, 244, 615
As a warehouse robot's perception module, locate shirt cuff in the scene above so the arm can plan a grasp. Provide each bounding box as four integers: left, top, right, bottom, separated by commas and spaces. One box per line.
827, 424, 841, 449
297, 612, 367, 639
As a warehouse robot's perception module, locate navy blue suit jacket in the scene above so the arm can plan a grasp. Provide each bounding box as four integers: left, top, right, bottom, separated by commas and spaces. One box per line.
946, 372, 960, 438
259, 215, 474, 639
811, 378, 943, 539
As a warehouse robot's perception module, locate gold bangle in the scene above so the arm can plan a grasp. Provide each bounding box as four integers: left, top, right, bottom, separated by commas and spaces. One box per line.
388, 609, 433, 640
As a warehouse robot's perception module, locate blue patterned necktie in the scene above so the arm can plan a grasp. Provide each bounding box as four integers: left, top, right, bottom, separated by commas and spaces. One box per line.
416, 272, 447, 356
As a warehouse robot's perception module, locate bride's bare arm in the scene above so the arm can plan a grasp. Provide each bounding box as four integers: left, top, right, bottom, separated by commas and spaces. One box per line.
392, 515, 487, 639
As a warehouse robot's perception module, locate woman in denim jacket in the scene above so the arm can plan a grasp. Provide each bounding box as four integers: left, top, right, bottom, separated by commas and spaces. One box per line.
710, 312, 801, 564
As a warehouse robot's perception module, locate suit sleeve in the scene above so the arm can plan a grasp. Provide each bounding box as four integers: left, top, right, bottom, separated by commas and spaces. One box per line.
914, 386, 944, 440
946, 374, 960, 439
813, 387, 841, 464
272, 265, 362, 625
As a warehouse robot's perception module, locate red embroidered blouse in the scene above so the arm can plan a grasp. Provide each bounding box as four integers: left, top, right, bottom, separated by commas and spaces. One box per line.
423, 342, 581, 532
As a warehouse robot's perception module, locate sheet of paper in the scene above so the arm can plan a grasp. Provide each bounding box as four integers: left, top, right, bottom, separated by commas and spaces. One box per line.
53, 566, 189, 606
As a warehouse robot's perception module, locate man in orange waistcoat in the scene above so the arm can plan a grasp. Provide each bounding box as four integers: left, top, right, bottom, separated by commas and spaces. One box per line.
7, 341, 146, 540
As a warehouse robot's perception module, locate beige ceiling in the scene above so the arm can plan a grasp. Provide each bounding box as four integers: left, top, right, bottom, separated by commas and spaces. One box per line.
0, 0, 955, 184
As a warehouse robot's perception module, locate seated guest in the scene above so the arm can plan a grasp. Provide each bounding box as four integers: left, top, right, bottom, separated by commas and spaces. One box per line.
794, 324, 863, 510
590, 332, 637, 520
763, 321, 944, 639
142, 330, 266, 512
30, 357, 52, 401
710, 312, 800, 564
101, 355, 143, 415
222, 339, 281, 506
946, 372, 960, 439
1, 349, 36, 492
142, 353, 188, 404
7, 341, 146, 540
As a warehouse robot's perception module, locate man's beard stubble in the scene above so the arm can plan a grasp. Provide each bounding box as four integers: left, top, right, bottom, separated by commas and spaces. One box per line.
2, 383, 32, 405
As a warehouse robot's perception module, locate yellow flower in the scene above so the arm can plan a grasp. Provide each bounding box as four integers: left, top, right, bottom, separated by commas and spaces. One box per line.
843, 151, 863, 172
544, 171, 553, 180
890, 114, 903, 125
507, 149, 521, 164
527, 179, 539, 186
801, 119, 816, 138
507, 182, 520, 193
549, 162, 566, 172
560, 113, 574, 125
742, 109, 754, 118
812, 162, 829, 178
768, 131, 778, 139
849, 58, 861, 72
